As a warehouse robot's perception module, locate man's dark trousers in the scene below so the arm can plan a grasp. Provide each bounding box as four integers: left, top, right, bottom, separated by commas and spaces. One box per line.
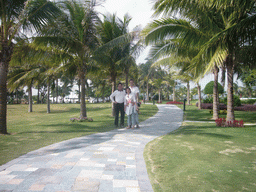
114, 103, 124, 126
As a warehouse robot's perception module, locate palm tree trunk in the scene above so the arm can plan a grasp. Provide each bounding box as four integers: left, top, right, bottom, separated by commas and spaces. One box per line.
125, 69, 129, 88
47, 80, 51, 113
146, 80, 149, 101
0, 61, 8, 134
158, 89, 161, 103
173, 82, 176, 101
221, 66, 226, 89
213, 65, 219, 120
28, 86, 33, 112
79, 70, 87, 118
56, 79, 58, 104
37, 86, 40, 104
111, 75, 116, 116
102, 83, 105, 103
0, 40, 13, 134
78, 79, 81, 103
187, 81, 190, 105
166, 85, 169, 101
226, 55, 235, 121
197, 83, 202, 110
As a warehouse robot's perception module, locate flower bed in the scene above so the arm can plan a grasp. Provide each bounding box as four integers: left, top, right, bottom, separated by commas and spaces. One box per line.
166, 101, 183, 104
215, 118, 244, 127
70, 117, 93, 122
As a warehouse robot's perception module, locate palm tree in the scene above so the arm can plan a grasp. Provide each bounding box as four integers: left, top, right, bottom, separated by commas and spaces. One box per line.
0, 0, 61, 133
144, 0, 256, 121
138, 60, 153, 101
95, 13, 141, 91
34, 0, 99, 118
150, 78, 165, 103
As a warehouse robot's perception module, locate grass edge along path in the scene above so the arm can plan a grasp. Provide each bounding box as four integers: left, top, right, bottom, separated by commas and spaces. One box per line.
144, 113, 256, 191
0, 103, 158, 166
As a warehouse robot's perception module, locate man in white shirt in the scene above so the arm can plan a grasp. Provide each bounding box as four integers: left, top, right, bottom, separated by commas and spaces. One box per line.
110, 83, 126, 127
129, 79, 140, 128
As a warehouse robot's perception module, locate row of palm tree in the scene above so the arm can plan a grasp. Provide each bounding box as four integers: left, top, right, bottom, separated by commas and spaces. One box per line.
142, 0, 256, 121
0, 0, 142, 134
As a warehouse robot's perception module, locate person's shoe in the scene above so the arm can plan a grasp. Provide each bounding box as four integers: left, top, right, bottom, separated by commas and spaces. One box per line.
131, 126, 135, 129
126, 126, 131, 129
136, 124, 140, 128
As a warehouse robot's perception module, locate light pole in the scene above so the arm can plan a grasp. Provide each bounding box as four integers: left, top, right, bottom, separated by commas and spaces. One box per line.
183, 98, 187, 111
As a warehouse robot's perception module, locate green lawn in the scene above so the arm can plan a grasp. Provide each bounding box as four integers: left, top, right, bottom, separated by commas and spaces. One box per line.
0, 103, 158, 165
144, 104, 256, 191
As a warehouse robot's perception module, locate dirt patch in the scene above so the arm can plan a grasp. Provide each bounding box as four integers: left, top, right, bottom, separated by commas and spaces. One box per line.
219, 148, 251, 155
224, 141, 234, 144
180, 142, 194, 150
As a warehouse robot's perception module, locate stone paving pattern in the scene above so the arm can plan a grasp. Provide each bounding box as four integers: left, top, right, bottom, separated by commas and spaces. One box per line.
0, 104, 183, 192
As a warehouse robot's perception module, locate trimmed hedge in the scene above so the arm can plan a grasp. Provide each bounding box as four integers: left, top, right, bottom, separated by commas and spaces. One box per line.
196, 103, 256, 111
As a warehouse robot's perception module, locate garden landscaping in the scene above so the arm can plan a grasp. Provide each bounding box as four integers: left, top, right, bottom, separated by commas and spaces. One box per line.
144, 103, 256, 191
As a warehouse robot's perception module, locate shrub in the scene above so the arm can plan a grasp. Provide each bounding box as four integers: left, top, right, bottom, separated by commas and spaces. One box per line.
241, 99, 256, 105
223, 95, 241, 107
203, 97, 213, 103
204, 81, 224, 95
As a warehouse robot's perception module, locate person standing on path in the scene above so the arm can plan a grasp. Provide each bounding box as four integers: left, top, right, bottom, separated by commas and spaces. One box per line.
129, 79, 140, 128
110, 83, 126, 127
124, 87, 137, 129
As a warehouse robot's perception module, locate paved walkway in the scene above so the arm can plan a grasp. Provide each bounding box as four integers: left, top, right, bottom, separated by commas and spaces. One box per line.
0, 104, 183, 192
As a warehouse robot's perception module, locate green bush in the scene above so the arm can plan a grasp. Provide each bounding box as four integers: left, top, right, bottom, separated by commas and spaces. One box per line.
223, 95, 241, 107
203, 97, 213, 103
241, 99, 256, 105
203, 81, 224, 95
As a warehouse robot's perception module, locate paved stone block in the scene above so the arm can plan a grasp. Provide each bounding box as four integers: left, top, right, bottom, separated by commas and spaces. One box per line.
104, 164, 125, 172
113, 180, 139, 188
72, 179, 100, 192
7, 179, 24, 185
0, 174, 17, 184
98, 180, 113, 192
29, 184, 45, 191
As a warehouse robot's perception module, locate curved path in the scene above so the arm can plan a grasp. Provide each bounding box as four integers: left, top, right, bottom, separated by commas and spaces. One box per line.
0, 104, 183, 192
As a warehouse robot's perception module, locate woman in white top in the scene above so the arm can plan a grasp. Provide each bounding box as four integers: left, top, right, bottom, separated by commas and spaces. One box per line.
124, 87, 137, 129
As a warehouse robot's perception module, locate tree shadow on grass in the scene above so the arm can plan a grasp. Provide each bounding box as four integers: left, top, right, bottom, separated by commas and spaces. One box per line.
18, 121, 116, 134
35, 107, 110, 114
170, 124, 234, 139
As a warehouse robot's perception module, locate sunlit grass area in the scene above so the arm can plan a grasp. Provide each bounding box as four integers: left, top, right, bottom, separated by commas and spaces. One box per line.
145, 104, 256, 191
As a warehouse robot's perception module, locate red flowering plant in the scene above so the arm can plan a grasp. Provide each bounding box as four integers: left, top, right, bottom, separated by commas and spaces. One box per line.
215, 118, 244, 127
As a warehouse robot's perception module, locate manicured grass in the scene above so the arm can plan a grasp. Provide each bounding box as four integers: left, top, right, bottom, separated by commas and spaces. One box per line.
0, 103, 158, 165
144, 102, 256, 191
144, 122, 256, 191
176, 104, 256, 123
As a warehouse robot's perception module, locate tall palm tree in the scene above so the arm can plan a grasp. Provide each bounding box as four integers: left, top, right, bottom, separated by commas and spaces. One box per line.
138, 61, 153, 101
34, 0, 99, 118
95, 13, 141, 92
0, 0, 61, 133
